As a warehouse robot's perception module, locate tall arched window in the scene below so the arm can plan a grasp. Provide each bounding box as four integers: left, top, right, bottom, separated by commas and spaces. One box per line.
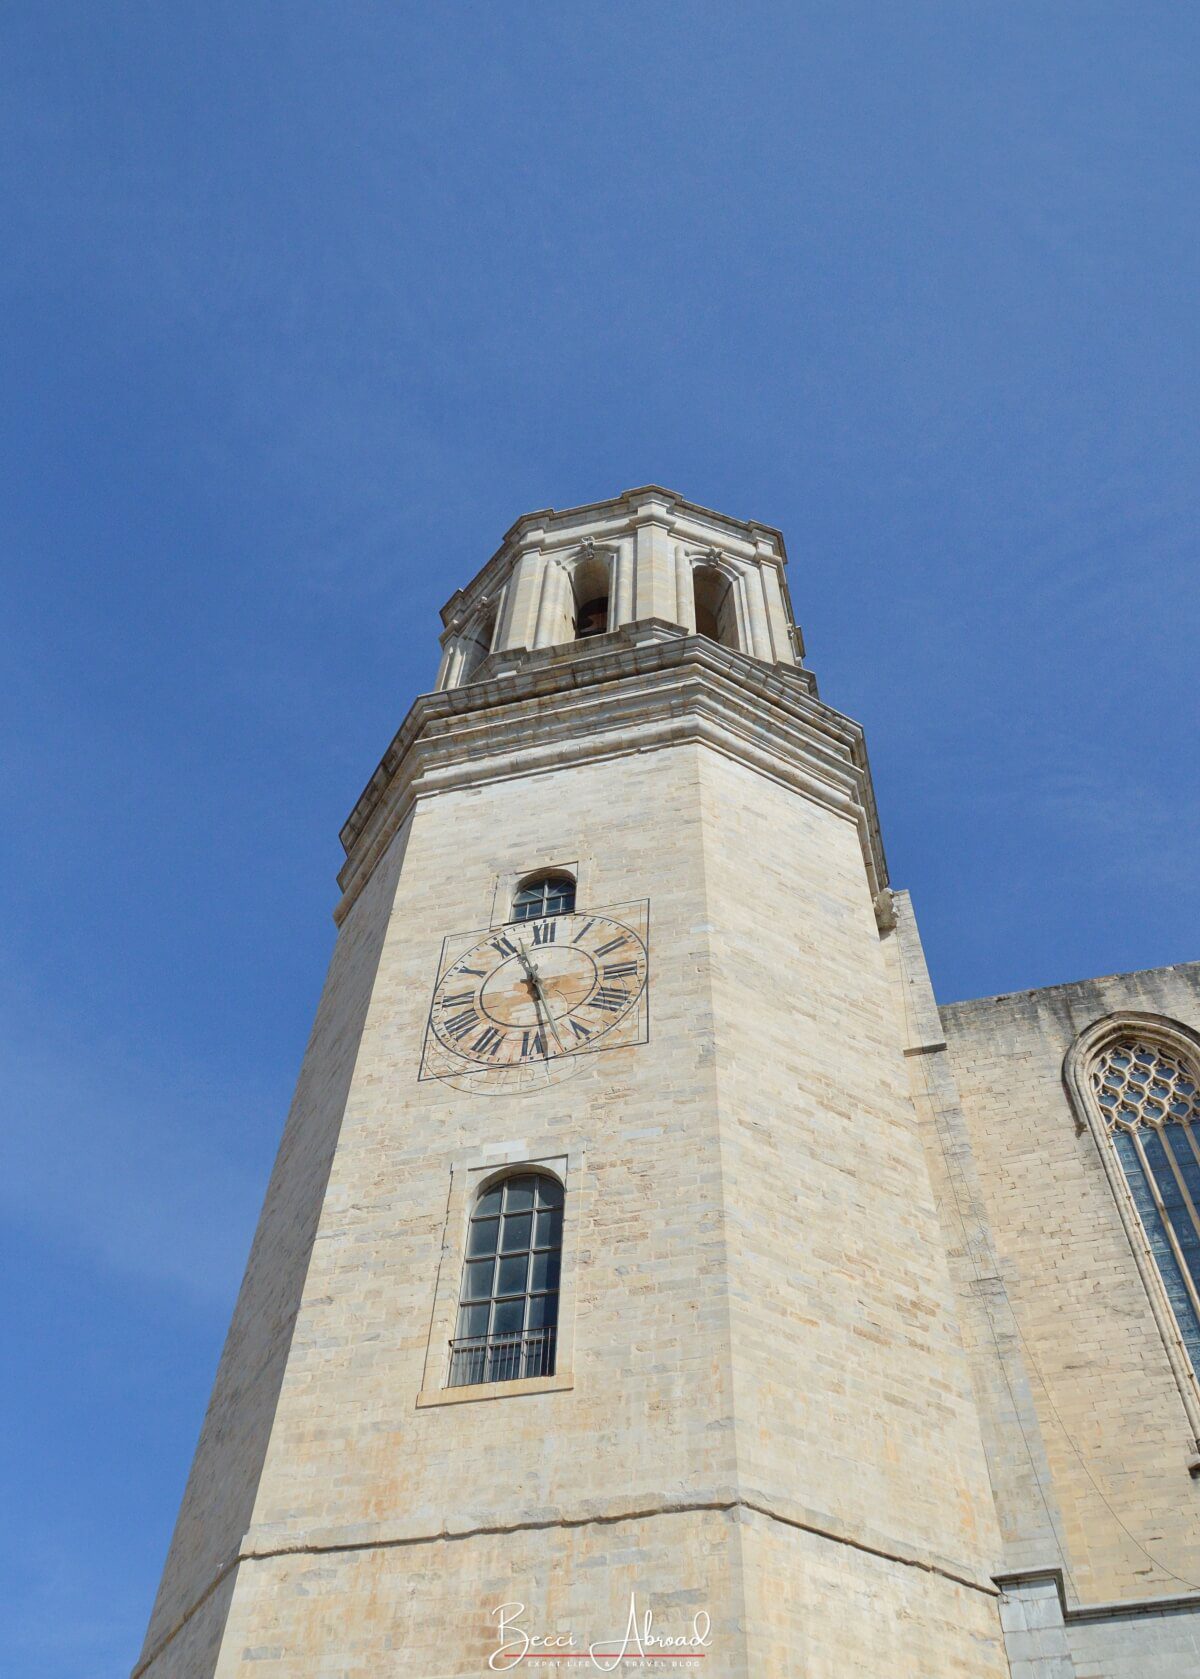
449, 1172, 563, 1387
458, 608, 496, 684
692, 565, 739, 649
1090, 1036, 1200, 1376
511, 871, 575, 921
571, 552, 611, 641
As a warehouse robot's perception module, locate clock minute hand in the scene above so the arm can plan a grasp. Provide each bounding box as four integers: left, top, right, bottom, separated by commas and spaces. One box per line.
516, 941, 565, 1055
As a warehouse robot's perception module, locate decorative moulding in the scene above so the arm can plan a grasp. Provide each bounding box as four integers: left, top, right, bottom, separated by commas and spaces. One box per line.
334, 626, 888, 925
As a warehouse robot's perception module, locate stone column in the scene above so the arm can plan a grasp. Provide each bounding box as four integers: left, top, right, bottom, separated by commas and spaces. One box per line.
759, 563, 794, 665
631, 493, 678, 623
742, 564, 774, 662
496, 547, 546, 652
433, 634, 461, 691
674, 549, 697, 632
610, 540, 635, 630
533, 560, 571, 648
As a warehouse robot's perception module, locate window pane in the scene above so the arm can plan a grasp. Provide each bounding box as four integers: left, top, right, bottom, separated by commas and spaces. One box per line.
513, 876, 575, 921
536, 1176, 564, 1209
1174, 1128, 1200, 1217
1144, 1131, 1200, 1301
456, 1302, 488, 1338
531, 1249, 561, 1291
527, 1292, 559, 1330
534, 1207, 563, 1250
475, 1186, 502, 1219
491, 1297, 525, 1335
1114, 1129, 1200, 1365
467, 1218, 500, 1258
496, 1253, 529, 1296
462, 1259, 494, 1301
504, 1179, 535, 1213
500, 1212, 532, 1253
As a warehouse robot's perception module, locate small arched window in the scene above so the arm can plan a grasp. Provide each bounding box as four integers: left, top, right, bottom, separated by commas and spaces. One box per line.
449, 1172, 563, 1387
512, 872, 575, 921
1091, 1037, 1200, 1374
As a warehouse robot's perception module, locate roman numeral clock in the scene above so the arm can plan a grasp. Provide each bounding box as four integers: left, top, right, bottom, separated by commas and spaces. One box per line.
420, 902, 650, 1092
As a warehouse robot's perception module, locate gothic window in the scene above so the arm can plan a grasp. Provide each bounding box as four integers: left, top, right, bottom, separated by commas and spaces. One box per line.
511, 871, 575, 921
1091, 1038, 1200, 1375
448, 1172, 563, 1387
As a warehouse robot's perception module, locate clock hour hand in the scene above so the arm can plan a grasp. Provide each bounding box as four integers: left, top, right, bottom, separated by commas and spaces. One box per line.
516, 941, 566, 1055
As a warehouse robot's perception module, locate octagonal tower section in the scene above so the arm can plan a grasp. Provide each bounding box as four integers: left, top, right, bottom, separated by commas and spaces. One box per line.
135, 489, 1006, 1679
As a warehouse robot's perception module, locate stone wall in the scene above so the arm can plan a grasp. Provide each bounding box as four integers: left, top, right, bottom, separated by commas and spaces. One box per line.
139, 735, 1008, 1677
137, 819, 412, 1673
941, 964, 1200, 1606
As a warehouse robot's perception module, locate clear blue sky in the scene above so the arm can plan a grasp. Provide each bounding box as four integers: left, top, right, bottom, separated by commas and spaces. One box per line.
2, 5, 1197, 1674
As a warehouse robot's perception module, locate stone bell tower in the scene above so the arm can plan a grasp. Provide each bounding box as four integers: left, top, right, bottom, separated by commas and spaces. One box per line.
134, 488, 1015, 1678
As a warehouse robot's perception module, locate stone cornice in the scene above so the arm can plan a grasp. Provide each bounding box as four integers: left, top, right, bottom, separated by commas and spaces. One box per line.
439, 486, 789, 629
335, 624, 888, 925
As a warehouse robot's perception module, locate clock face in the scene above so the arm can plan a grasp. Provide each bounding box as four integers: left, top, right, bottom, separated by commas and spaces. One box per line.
420, 902, 649, 1093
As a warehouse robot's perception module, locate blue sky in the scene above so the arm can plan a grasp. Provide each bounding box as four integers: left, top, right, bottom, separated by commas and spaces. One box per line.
2, 5, 1197, 1674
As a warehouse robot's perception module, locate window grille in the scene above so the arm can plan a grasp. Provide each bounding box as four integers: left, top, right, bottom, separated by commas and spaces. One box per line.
512, 873, 575, 921
1092, 1039, 1200, 1374
449, 1172, 563, 1387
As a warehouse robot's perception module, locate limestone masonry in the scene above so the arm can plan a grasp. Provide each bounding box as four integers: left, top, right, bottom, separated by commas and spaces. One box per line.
135, 490, 1200, 1678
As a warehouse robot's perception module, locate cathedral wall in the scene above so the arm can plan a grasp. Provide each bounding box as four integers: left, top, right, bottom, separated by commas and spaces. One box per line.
148, 732, 1012, 1676
1065, 1598, 1200, 1677
137, 820, 411, 1675
212, 1508, 742, 1679
740, 1508, 1009, 1678
143, 1574, 237, 1679
940, 963, 1200, 1606
215, 745, 743, 1662
999, 1574, 1200, 1678
696, 749, 1003, 1587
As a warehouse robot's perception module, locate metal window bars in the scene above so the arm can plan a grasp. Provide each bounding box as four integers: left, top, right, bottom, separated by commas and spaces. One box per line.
448, 1325, 557, 1388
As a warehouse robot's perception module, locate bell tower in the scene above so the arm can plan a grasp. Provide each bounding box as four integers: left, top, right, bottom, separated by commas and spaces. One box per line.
135, 489, 1012, 1678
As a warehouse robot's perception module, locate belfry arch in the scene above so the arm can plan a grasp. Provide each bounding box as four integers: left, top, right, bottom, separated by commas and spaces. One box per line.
691, 562, 741, 650
434, 489, 800, 684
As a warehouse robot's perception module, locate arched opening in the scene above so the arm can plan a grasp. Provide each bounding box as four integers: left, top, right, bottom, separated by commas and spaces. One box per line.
1066, 1014, 1200, 1434
571, 553, 611, 641
693, 565, 739, 650
1090, 1034, 1200, 1373
511, 871, 576, 922
458, 609, 496, 684
449, 1170, 564, 1386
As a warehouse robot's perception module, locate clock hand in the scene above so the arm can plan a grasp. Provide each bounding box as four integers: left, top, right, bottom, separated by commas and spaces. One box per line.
516, 940, 566, 1055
